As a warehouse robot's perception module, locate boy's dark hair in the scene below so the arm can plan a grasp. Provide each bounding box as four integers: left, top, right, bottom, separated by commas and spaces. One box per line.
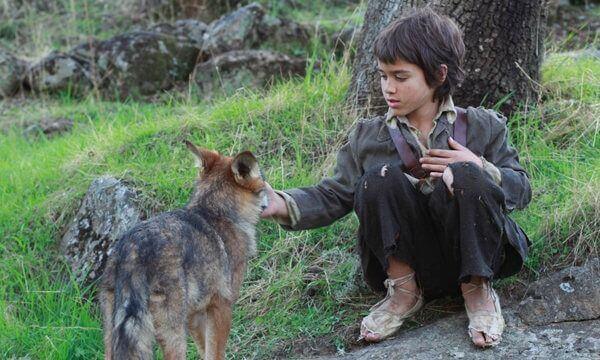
374, 7, 465, 103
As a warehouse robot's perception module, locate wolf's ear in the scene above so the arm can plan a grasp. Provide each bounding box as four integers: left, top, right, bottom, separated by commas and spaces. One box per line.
231, 151, 260, 185
185, 140, 219, 173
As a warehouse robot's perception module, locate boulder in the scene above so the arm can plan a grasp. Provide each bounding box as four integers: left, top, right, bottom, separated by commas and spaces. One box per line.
193, 49, 308, 96
259, 14, 312, 48
0, 47, 26, 98
201, 3, 312, 57
60, 176, 145, 284
148, 19, 208, 48
24, 51, 91, 95
201, 2, 266, 56
70, 31, 199, 99
517, 258, 600, 326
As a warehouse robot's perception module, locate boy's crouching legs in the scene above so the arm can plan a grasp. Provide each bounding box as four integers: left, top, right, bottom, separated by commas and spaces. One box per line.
437, 162, 506, 347
355, 165, 424, 342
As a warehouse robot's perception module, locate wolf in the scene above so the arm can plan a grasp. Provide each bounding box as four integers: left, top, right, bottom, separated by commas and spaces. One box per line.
100, 141, 268, 360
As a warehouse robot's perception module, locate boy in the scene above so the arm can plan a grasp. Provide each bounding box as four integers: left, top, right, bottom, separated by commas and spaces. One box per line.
261, 8, 531, 348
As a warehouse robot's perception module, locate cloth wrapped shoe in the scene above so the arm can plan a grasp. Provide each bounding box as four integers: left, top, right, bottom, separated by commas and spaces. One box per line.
359, 272, 423, 342
463, 282, 505, 347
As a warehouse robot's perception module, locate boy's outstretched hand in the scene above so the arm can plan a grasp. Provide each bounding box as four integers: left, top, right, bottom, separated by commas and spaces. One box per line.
419, 137, 483, 178
260, 182, 289, 219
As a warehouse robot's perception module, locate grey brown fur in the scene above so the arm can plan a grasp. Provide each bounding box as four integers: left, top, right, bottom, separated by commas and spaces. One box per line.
100, 142, 267, 360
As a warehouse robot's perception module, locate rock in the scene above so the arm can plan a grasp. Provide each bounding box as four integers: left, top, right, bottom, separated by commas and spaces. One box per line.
148, 19, 208, 48
259, 14, 312, 48
70, 31, 199, 99
24, 51, 92, 95
201, 2, 266, 56
23, 117, 74, 139
308, 261, 600, 360
517, 258, 600, 326
201, 3, 313, 57
15, 2, 317, 100
60, 176, 145, 284
193, 49, 308, 96
312, 310, 600, 360
0, 47, 26, 98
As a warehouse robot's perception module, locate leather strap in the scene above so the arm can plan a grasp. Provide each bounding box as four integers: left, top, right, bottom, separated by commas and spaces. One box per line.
389, 124, 428, 179
388, 107, 468, 180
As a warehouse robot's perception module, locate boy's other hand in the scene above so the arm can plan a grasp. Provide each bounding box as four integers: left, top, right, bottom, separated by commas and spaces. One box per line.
419, 137, 483, 178
260, 182, 289, 219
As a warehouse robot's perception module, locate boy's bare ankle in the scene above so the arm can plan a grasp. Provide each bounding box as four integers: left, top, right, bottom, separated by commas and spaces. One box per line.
386, 256, 414, 279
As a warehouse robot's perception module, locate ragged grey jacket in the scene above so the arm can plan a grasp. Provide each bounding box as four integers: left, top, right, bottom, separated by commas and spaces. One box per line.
280, 106, 532, 232
276, 105, 533, 280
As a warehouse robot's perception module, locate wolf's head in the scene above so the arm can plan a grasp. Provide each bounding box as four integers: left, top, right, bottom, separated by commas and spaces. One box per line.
184, 141, 268, 225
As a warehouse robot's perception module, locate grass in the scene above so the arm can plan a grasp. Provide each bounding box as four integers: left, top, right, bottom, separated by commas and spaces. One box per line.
511, 49, 599, 272
0, 1, 598, 359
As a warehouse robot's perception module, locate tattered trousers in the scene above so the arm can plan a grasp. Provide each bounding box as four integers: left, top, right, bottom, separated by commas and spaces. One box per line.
354, 161, 525, 299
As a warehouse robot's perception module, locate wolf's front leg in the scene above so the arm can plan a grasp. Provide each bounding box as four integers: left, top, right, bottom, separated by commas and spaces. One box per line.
205, 297, 233, 360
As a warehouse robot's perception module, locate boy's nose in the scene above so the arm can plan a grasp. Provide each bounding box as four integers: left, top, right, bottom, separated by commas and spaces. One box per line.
384, 81, 396, 94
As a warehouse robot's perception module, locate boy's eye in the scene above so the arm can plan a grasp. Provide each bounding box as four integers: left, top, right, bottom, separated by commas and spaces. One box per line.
395, 76, 407, 81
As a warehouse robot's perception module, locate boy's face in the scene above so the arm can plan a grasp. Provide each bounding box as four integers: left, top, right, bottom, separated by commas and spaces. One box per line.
377, 58, 437, 118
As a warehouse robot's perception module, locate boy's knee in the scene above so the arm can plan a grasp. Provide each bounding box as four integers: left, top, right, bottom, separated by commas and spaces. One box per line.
448, 161, 489, 194
355, 164, 411, 202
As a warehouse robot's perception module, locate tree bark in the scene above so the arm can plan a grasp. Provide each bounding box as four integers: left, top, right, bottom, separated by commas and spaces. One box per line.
348, 0, 547, 117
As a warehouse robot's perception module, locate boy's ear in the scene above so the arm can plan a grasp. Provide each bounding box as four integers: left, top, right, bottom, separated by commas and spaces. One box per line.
231, 151, 260, 185
184, 140, 219, 173
438, 64, 448, 84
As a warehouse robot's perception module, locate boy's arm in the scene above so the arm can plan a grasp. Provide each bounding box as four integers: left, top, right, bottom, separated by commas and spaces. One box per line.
275, 125, 363, 231
484, 111, 532, 211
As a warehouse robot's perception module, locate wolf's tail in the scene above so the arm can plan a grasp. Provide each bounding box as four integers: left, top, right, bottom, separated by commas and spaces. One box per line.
110, 272, 154, 360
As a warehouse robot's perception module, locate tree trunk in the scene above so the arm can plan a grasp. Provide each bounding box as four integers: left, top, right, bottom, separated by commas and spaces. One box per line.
348, 0, 547, 117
